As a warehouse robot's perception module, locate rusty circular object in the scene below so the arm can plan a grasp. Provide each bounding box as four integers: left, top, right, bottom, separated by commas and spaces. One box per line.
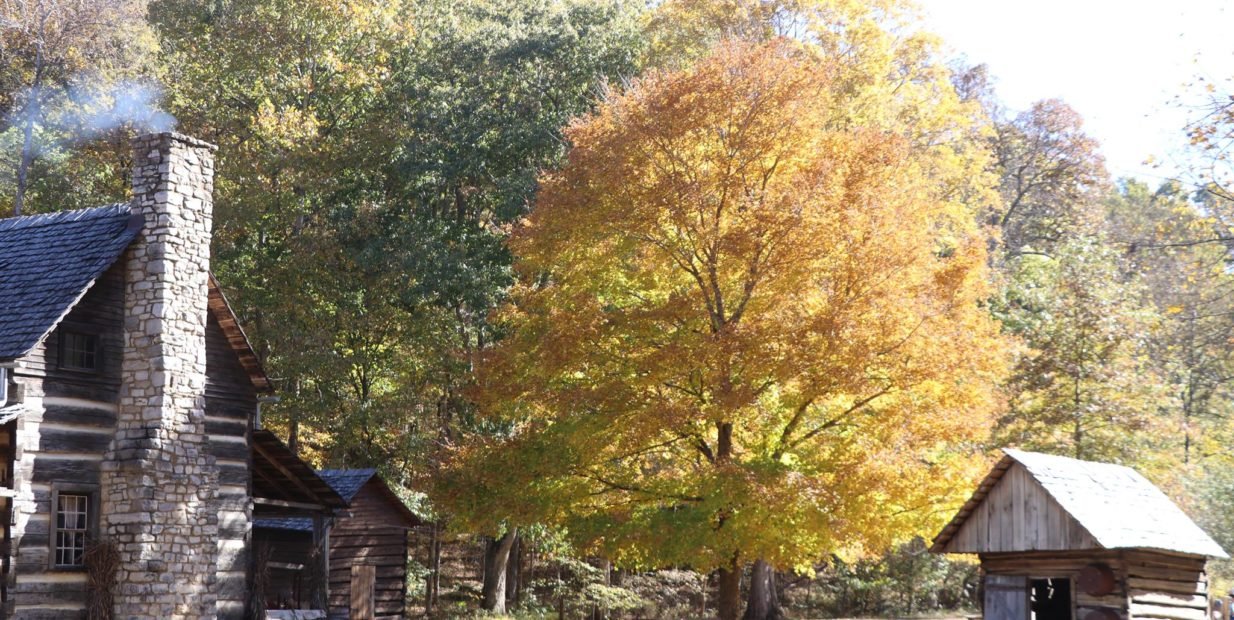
1083, 607, 1121, 620
1078, 563, 1117, 596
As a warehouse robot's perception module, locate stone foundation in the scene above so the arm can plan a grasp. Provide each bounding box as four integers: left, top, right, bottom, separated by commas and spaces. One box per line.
101, 133, 221, 619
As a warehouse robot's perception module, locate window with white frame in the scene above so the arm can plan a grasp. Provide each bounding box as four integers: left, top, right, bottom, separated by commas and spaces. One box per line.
53, 493, 90, 567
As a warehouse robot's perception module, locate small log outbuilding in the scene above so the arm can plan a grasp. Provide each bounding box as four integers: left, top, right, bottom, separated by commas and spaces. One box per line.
932, 449, 1227, 620
256, 469, 423, 620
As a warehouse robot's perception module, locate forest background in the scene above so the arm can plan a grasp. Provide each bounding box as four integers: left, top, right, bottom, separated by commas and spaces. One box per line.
3, 0, 1234, 618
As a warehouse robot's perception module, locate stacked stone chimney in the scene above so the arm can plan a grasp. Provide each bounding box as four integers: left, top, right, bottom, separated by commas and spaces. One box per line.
101, 133, 220, 619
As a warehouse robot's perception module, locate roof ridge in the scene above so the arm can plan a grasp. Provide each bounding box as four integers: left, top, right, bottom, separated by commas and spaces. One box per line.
1004, 447, 1131, 467
0, 203, 130, 233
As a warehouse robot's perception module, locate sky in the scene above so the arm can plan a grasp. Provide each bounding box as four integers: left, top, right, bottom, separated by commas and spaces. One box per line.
917, 0, 1234, 186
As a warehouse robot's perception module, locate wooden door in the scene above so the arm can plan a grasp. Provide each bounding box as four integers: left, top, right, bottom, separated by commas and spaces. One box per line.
985, 574, 1029, 620
350, 564, 376, 620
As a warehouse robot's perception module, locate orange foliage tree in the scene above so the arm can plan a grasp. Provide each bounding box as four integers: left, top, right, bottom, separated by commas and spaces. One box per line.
440, 39, 1009, 620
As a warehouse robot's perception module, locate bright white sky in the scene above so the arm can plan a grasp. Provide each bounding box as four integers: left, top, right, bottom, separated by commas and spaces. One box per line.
917, 0, 1234, 185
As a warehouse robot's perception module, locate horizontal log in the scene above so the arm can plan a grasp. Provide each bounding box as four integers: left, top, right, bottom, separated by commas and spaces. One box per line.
1128, 577, 1207, 596
1125, 555, 1207, 571
329, 548, 406, 563
205, 419, 247, 437
327, 588, 405, 602
219, 464, 248, 486
209, 441, 248, 462
1077, 593, 1128, 607
1131, 590, 1208, 609
40, 406, 115, 429
331, 537, 408, 550
329, 566, 405, 580
33, 428, 111, 454
205, 400, 251, 420
1130, 602, 1209, 620
1126, 564, 1206, 581
30, 458, 99, 484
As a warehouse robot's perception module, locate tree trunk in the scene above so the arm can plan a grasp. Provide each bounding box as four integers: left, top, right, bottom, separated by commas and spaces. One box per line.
425, 521, 441, 614
743, 559, 785, 620
505, 533, 521, 607
590, 559, 612, 620
717, 555, 742, 620
481, 529, 518, 613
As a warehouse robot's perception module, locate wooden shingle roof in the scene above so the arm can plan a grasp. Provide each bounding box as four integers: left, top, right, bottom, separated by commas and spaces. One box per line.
932, 449, 1227, 558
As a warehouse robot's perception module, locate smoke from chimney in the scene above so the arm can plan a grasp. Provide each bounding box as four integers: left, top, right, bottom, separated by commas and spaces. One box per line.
74, 80, 177, 135
6, 79, 177, 137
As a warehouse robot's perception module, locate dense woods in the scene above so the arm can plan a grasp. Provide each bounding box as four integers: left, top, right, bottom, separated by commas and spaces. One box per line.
3, 0, 1234, 618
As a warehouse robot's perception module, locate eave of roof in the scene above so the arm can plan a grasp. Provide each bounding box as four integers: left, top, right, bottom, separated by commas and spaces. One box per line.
207, 275, 272, 393
251, 429, 347, 510
930, 452, 1018, 553
0, 205, 273, 395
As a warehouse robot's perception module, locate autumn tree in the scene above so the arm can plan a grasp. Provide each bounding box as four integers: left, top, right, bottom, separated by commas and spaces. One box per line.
989, 99, 1108, 257
440, 40, 1008, 620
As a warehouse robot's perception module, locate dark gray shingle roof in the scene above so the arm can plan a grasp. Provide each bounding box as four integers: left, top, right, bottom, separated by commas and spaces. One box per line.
255, 469, 379, 532
317, 469, 378, 502
0, 205, 139, 360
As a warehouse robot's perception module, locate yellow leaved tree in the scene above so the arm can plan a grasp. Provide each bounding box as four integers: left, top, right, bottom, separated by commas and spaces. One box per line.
440, 21, 1009, 620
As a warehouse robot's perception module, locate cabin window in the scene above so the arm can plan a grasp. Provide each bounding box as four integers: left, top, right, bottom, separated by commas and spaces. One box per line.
58, 331, 99, 372
50, 487, 95, 569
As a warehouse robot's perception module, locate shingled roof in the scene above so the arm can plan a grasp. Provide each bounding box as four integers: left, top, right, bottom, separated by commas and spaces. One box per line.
0, 205, 140, 360
317, 469, 379, 502
0, 204, 273, 391
255, 469, 422, 532
932, 449, 1227, 558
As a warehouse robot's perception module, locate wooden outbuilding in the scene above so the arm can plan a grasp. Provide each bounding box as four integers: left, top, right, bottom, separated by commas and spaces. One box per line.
256, 469, 422, 620
932, 449, 1227, 620
250, 429, 348, 614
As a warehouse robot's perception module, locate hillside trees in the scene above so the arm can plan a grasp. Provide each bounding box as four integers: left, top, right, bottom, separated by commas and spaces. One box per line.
0, 0, 161, 215
991, 234, 1169, 463
153, 0, 644, 612
1105, 181, 1234, 465
151, 0, 421, 463
441, 39, 1008, 620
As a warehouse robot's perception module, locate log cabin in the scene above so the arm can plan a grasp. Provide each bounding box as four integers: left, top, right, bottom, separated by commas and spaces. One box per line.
254, 469, 421, 620
0, 132, 344, 619
932, 449, 1227, 620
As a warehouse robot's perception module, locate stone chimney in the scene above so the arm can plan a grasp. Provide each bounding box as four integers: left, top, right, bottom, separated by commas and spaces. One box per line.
101, 133, 220, 619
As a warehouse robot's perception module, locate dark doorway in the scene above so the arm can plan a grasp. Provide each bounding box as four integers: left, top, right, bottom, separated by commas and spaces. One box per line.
1030, 578, 1072, 620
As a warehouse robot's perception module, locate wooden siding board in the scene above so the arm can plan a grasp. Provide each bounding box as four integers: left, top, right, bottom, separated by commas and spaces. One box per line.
946, 463, 1103, 553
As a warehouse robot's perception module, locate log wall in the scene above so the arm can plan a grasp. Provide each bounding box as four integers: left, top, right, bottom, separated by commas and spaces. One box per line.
7, 262, 125, 620
327, 481, 412, 620
5, 262, 259, 619
205, 308, 259, 619
980, 549, 1210, 620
